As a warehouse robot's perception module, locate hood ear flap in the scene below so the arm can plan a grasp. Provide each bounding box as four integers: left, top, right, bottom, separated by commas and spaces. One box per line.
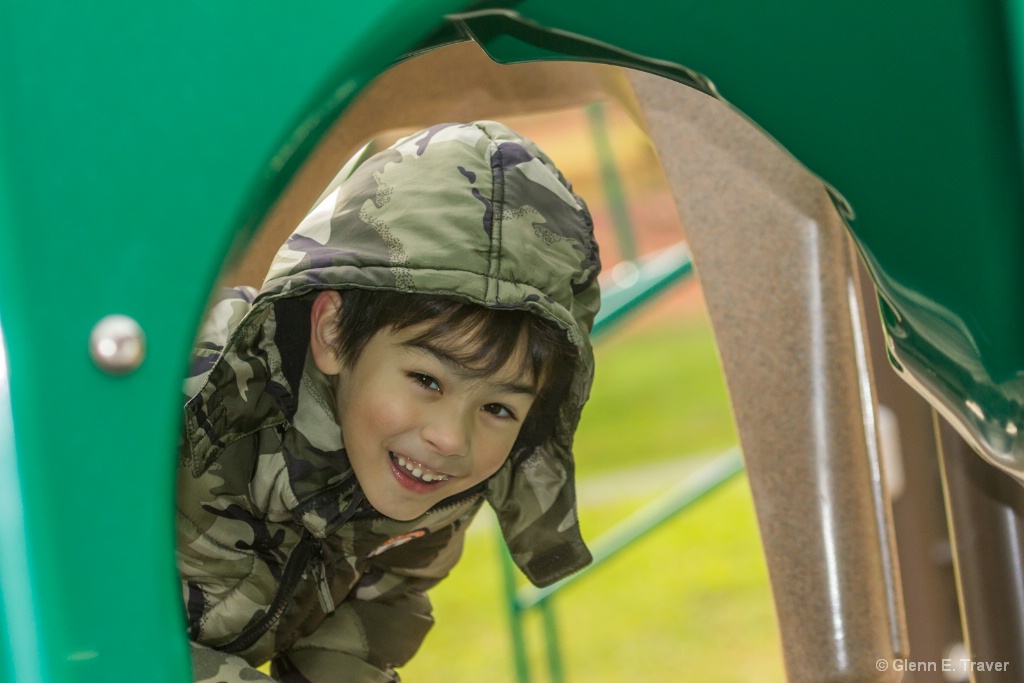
485, 438, 592, 588
486, 341, 596, 587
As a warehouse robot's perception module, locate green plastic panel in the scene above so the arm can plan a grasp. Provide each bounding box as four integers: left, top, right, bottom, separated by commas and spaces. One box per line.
0, 2, 466, 681
3, 1, 1024, 681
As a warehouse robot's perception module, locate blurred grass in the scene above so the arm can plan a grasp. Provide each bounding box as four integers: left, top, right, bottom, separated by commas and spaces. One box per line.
398, 293, 785, 683
574, 298, 738, 477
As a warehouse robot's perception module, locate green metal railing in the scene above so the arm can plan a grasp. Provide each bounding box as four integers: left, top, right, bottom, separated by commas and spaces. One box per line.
498, 240, 745, 683
590, 241, 693, 338
500, 448, 744, 683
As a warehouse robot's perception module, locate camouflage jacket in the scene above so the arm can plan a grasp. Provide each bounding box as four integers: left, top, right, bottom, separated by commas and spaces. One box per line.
177, 121, 601, 681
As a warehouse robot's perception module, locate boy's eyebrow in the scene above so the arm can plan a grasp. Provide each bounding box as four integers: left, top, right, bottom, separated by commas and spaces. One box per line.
405, 340, 538, 396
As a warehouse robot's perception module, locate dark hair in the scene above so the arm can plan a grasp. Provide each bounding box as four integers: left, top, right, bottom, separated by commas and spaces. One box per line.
331, 288, 577, 453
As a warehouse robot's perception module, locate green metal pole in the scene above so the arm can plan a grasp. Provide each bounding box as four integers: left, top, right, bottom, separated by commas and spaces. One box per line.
539, 599, 566, 683
499, 534, 532, 683
586, 101, 637, 262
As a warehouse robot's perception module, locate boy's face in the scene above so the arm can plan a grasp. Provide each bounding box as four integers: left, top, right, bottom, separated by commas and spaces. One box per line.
310, 292, 538, 521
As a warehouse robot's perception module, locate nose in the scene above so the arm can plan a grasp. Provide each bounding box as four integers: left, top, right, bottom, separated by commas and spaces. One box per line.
421, 406, 470, 457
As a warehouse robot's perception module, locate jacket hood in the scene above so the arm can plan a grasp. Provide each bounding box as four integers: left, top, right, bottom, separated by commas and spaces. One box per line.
192, 121, 600, 586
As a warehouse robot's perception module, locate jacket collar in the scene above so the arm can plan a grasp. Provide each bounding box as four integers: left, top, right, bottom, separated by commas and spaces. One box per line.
184, 299, 360, 536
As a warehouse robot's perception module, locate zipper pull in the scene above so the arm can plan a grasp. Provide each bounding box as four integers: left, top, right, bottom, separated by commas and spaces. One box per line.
311, 548, 335, 614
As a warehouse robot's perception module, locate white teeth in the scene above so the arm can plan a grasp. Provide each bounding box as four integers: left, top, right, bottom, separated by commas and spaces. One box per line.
391, 452, 449, 483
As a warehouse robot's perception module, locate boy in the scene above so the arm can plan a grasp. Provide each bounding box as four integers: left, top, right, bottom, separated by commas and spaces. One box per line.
178, 121, 601, 682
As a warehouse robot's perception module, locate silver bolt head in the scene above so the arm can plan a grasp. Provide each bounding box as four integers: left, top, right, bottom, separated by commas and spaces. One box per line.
89, 315, 146, 374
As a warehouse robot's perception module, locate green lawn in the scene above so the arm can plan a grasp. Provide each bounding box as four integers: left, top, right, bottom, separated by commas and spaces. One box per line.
399, 300, 786, 682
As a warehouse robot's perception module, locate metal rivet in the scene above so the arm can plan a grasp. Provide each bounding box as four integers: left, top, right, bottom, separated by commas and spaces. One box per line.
89, 315, 146, 374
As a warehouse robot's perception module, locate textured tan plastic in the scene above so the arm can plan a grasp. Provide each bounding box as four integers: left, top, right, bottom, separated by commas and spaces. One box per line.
937, 417, 1024, 680
628, 70, 907, 682
227, 42, 618, 288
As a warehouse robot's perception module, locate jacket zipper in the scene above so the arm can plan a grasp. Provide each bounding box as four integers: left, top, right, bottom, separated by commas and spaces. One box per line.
219, 530, 318, 654
311, 544, 335, 615
219, 489, 364, 654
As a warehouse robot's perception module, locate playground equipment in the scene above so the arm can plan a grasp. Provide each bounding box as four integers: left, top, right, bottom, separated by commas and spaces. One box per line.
3, 3, 1024, 681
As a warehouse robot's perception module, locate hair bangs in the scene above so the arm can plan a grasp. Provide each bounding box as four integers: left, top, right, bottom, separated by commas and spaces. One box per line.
400, 306, 539, 384
332, 288, 578, 450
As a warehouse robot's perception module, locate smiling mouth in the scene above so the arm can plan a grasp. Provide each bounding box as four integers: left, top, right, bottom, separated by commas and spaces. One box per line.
389, 452, 451, 483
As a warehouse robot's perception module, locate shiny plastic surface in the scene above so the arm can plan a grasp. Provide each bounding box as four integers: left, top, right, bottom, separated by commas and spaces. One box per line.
632, 72, 906, 681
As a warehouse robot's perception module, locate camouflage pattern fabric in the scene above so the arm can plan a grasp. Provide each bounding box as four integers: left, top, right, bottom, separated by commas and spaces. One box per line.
190, 642, 276, 683
179, 121, 601, 681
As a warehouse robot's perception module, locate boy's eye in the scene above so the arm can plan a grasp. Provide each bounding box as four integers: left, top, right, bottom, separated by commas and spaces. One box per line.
482, 403, 517, 421
409, 372, 440, 392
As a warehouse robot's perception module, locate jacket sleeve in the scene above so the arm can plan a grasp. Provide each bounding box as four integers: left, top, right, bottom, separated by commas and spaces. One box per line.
270, 520, 470, 683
